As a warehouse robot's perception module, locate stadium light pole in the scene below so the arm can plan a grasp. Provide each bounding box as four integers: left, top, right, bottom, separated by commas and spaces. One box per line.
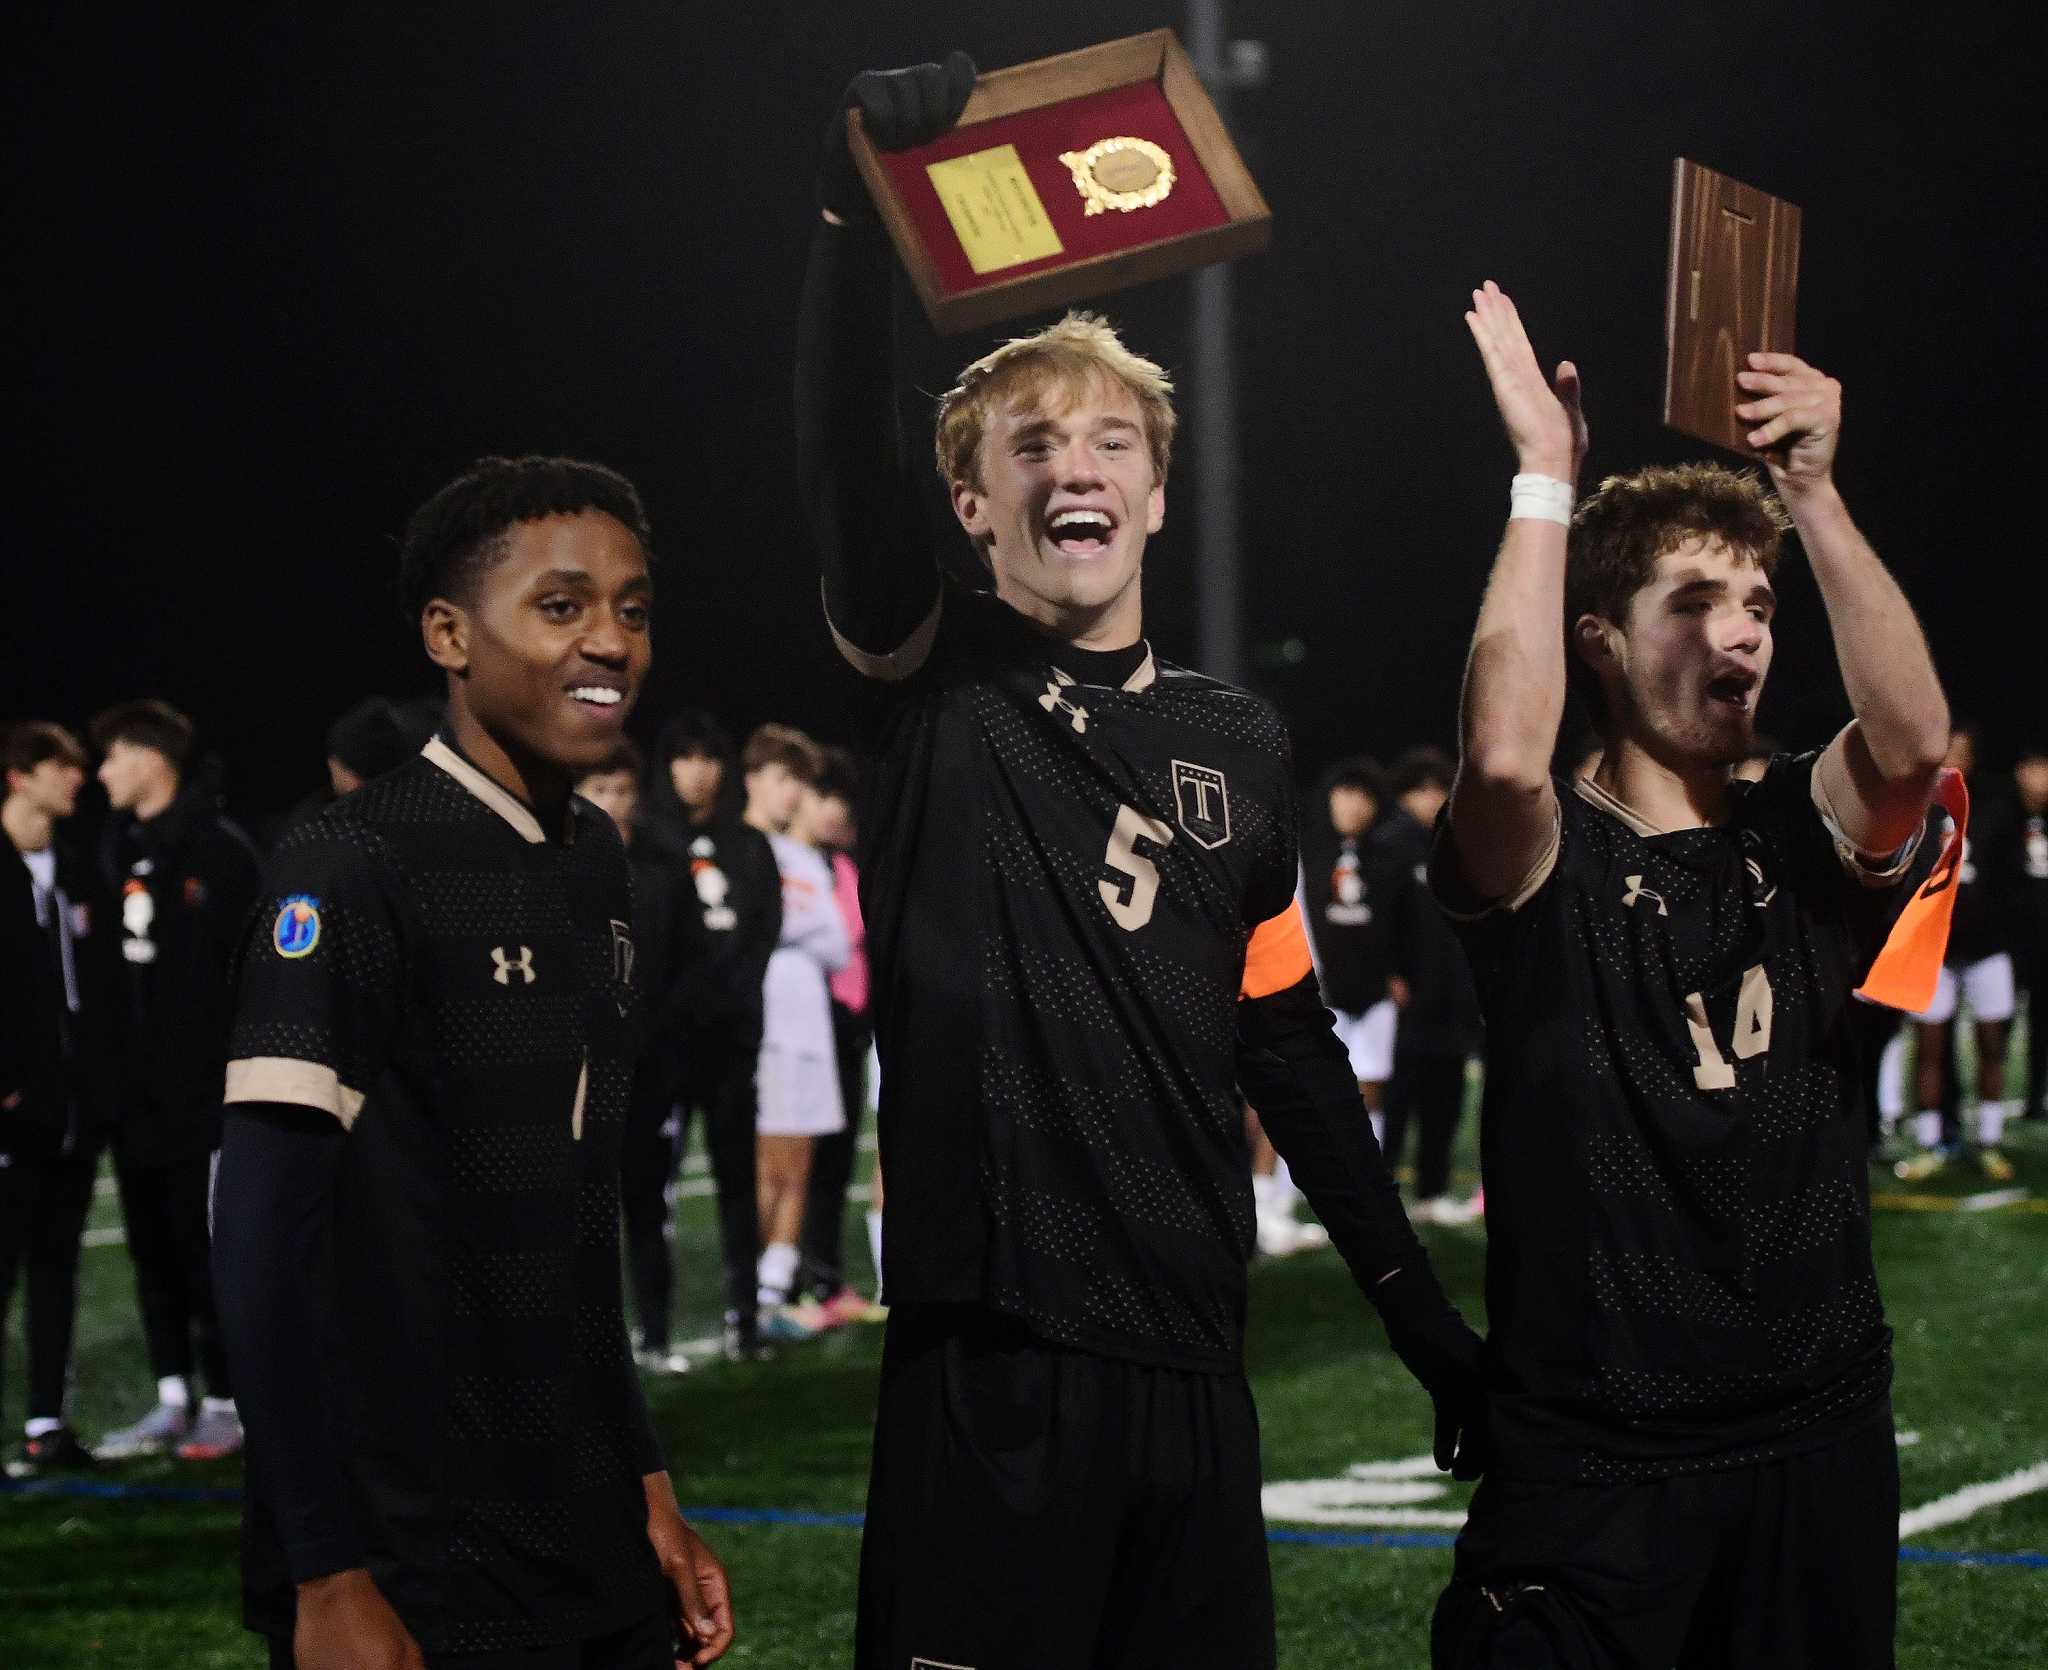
1186, 1, 1264, 685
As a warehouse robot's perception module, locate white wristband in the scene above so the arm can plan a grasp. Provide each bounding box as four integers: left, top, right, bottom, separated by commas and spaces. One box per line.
1509, 473, 1574, 526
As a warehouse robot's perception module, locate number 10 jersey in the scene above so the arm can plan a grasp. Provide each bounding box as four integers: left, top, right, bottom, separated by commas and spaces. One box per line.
843, 584, 1304, 1374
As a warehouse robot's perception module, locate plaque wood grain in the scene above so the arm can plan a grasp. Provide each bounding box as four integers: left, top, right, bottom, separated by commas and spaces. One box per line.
850, 30, 1271, 336
1663, 158, 1802, 457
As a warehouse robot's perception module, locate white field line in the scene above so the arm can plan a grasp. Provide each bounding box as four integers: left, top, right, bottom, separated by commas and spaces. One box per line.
1265, 1453, 2048, 1539
82, 1227, 127, 1248
1898, 1460, 2048, 1538
1957, 1188, 2030, 1213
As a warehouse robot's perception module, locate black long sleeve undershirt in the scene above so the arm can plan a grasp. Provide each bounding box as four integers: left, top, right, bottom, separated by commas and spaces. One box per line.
213, 1103, 666, 1586
1236, 974, 1430, 1299
211, 1101, 362, 1584
795, 216, 943, 658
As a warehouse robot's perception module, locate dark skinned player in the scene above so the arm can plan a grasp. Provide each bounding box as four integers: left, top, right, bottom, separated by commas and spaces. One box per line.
212, 457, 733, 1670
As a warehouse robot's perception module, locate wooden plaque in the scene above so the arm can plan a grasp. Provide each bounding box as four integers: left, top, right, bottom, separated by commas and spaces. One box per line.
1662, 158, 1802, 457
850, 30, 1272, 336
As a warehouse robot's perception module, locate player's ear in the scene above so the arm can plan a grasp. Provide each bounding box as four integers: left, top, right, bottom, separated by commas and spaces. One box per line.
1144, 477, 1165, 537
951, 478, 992, 541
422, 597, 470, 677
1573, 613, 1620, 679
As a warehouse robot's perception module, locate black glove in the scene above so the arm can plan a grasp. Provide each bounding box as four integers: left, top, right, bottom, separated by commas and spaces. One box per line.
1373, 1261, 1490, 1480
818, 51, 977, 222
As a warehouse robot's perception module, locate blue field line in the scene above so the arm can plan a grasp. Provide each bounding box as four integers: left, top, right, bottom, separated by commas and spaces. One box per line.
3, 1479, 2042, 1568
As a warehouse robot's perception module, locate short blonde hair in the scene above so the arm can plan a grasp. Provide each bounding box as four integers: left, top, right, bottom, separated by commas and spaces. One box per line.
934, 312, 1176, 490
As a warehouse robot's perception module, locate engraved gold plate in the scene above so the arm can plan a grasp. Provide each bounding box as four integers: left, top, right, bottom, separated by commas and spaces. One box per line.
1056, 136, 1176, 216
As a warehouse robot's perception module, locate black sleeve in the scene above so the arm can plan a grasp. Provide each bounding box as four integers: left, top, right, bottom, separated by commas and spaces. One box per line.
795, 216, 942, 667
211, 1100, 362, 1583
1236, 973, 1427, 1293
736, 829, 783, 1002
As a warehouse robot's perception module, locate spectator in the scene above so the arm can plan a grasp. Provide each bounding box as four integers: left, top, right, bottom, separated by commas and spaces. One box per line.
91, 699, 260, 1461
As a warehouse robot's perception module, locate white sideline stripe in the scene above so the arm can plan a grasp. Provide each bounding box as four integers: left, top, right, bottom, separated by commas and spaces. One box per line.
1896, 1429, 1921, 1447
1346, 1454, 1446, 1480
1897, 1460, 2048, 1537
1958, 1187, 2030, 1213
83, 1227, 126, 1248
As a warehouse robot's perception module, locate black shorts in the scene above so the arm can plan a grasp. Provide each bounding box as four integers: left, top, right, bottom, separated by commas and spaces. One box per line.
856, 1305, 1274, 1670
266, 1605, 673, 1670
1432, 1406, 1899, 1670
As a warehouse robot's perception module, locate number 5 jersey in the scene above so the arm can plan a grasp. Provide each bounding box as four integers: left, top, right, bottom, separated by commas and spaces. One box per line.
839, 583, 1316, 1373
1434, 751, 1942, 1483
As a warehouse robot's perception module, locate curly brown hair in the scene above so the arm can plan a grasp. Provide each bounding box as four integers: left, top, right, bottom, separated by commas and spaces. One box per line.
1565, 463, 1791, 715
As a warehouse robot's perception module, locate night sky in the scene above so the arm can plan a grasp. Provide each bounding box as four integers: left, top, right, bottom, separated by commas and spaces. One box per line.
9, 2, 2041, 823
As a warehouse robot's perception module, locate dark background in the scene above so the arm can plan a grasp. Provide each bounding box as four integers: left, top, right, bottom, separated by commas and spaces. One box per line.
7, 1, 2040, 822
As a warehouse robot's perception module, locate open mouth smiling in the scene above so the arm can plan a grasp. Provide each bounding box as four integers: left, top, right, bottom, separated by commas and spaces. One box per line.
1045, 506, 1118, 556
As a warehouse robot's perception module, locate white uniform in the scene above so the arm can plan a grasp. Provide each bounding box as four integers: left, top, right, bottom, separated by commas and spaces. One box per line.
758, 832, 851, 1136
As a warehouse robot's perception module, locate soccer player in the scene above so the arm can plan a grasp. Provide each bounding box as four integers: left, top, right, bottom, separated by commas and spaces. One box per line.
1432, 282, 1951, 1668
1894, 725, 2019, 1180
802, 55, 1483, 1670
211, 456, 732, 1669
578, 740, 700, 1375
91, 697, 259, 1462
1301, 755, 1403, 1140
1, 723, 122, 1474
650, 709, 782, 1359
1381, 747, 1483, 1224
741, 725, 850, 1330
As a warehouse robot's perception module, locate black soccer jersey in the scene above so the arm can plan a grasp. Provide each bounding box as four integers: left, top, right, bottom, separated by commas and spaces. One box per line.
224, 737, 664, 1654
1435, 754, 1930, 1483
842, 583, 1309, 1372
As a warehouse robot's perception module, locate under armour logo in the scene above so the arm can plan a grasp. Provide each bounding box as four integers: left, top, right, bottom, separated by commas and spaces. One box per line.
1038, 671, 1089, 733
491, 945, 536, 985
1621, 874, 1668, 916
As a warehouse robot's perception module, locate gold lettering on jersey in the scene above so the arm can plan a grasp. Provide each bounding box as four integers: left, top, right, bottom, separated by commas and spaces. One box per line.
1171, 760, 1230, 850
491, 945, 536, 986
1621, 874, 1667, 916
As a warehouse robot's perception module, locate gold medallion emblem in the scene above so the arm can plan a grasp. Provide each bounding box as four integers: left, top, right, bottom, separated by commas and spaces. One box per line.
1056, 136, 1175, 216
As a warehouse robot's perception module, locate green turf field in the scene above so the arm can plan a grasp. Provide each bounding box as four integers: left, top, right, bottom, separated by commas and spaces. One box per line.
4, 1081, 2044, 1666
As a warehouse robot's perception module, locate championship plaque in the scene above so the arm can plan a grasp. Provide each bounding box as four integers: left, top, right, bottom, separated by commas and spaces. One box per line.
1663, 158, 1802, 457
850, 30, 1272, 336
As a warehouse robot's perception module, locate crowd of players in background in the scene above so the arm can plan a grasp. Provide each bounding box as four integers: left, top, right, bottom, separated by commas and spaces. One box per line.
5, 692, 2046, 1475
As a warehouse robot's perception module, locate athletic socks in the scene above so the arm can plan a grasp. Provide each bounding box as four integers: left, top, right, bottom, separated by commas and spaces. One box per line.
866, 1210, 884, 1288
24, 1416, 62, 1440
1913, 1110, 1943, 1149
1977, 1100, 2006, 1148
1877, 1033, 1907, 1129
157, 1375, 191, 1410
757, 1240, 799, 1306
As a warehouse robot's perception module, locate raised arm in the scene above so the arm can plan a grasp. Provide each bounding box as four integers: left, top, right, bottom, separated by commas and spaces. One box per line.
1443, 284, 1587, 904
797, 55, 974, 674
1737, 354, 1948, 852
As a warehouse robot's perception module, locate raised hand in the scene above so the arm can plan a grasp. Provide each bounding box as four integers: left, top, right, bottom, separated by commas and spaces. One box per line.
1737, 352, 1841, 495
1464, 281, 1586, 484
819, 52, 977, 222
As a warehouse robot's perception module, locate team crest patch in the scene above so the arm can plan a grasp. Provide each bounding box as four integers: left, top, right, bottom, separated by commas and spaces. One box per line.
1171, 759, 1230, 850
273, 895, 322, 959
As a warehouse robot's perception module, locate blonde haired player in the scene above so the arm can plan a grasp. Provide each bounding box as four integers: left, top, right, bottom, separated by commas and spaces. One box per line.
802, 52, 1483, 1670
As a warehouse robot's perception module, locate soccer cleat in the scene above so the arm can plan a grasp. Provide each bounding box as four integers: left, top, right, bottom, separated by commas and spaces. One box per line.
175, 1405, 245, 1461
94, 1401, 193, 1460
1975, 1148, 2017, 1183
5, 1425, 96, 1478
635, 1347, 692, 1377
1892, 1150, 1949, 1183
758, 1300, 827, 1343
815, 1287, 881, 1329
721, 1318, 773, 1363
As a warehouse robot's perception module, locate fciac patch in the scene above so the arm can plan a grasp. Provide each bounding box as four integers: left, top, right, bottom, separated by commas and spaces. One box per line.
273, 895, 322, 959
